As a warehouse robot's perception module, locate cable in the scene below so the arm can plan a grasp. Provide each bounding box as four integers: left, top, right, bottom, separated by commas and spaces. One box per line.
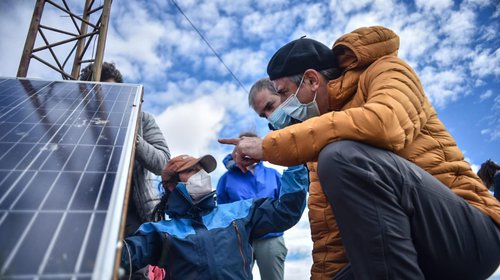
170, 0, 249, 94
122, 240, 132, 280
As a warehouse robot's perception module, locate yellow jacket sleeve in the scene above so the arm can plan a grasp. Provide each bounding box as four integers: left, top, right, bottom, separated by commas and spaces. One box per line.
263, 56, 432, 166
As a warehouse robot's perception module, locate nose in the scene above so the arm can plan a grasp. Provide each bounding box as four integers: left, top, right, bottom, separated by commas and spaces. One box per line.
264, 108, 275, 119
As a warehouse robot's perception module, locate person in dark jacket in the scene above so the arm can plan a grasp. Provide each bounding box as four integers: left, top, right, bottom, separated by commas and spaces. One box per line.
220, 26, 500, 280
217, 133, 287, 280
478, 159, 500, 201
121, 154, 308, 280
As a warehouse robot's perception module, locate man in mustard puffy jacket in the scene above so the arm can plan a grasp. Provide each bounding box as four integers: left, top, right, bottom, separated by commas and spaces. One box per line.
220, 26, 500, 280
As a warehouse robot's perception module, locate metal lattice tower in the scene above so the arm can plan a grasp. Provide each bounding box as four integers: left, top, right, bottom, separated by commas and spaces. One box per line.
17, 0, 113, 81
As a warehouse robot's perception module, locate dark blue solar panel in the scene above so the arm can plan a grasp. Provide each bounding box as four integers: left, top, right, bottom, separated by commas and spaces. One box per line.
0, 78, 142, 279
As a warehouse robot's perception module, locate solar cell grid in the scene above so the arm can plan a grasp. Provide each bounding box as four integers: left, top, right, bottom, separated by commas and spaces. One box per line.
0, 78, 142, 279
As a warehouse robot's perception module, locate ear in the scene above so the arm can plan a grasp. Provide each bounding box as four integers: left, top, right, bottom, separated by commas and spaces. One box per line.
304, 69, 321, 92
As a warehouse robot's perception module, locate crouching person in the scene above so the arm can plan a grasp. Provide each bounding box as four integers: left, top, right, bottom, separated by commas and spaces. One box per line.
120, 154, 308, 279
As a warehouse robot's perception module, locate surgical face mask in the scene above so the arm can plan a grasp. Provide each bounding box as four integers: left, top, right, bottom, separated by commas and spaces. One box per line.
185, 169, 212, 202
267, 76, 304, 129
267, 106, 293, 130
281, 75, 320, 121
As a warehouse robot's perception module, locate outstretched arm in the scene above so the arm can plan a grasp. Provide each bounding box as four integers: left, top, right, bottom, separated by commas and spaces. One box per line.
250, 164, 309, 238
262, 57, 432, 166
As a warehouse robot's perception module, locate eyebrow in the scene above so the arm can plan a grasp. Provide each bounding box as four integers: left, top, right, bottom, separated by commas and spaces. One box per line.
275, 85, 287, 95
260, 101, 274, 118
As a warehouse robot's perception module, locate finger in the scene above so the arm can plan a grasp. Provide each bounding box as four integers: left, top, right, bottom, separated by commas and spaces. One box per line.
236, 157, 258, 173
233, 152, 246, 173
232, 150, 240, 161
237, 163, 247, 173
218, 138, 240, 145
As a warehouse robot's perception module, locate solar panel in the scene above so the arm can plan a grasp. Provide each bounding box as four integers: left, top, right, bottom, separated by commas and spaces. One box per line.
0, 77, 143, 279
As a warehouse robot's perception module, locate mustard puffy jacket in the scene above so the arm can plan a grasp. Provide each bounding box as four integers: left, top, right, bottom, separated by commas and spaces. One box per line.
262, 26, 500, 280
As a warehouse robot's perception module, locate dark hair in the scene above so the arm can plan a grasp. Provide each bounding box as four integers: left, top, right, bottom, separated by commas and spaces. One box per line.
151, 172, 181, 221
151, 193, 169, 222
477, 159, 500, 189
79, 62, 123, 83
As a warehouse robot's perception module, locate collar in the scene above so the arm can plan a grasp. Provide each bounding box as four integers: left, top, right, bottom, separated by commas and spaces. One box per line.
165, 185, 216, 218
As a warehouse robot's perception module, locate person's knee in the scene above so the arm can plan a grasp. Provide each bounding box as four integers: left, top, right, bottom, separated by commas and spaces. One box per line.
318, 140, 364, 175
317, 141, 364, 197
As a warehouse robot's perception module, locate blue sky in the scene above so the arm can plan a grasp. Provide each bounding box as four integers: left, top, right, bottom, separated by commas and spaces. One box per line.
0, 0, 499, 279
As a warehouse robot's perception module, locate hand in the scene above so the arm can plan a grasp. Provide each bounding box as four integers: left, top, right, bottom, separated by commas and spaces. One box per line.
218, 136, 263, 172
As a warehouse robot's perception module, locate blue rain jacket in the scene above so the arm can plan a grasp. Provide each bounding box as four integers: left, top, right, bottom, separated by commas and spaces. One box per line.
121, 165, 309, 280
217, 154, 283, 239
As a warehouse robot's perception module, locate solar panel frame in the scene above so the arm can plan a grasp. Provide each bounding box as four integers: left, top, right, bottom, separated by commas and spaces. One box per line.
0, 77, 143, 280
94, 81, 142, 280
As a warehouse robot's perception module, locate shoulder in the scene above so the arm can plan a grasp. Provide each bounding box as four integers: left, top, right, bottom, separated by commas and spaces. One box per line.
366, 55, 415, 77
141, 111, 162, 130
141, 111, 155, 121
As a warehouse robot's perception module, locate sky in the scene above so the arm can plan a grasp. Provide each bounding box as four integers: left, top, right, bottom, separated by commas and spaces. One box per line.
0, 0, 499, 279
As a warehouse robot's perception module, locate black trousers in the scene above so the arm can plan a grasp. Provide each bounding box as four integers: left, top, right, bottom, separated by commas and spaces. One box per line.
317, 141, 500, 280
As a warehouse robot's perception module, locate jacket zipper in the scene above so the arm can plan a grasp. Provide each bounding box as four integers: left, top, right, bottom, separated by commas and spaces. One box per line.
166, 233, 173, 280
232, 221, 247, 277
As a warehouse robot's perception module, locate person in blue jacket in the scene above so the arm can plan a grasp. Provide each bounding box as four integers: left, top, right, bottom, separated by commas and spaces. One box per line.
120, 153, 308, 280
217, 132, 287, 280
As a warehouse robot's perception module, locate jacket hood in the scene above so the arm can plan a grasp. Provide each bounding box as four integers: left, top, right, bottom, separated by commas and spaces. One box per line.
165, 184, 216, 218
223, 154, 237, 171
332, 26, 399, 71
324, 26, 400, 111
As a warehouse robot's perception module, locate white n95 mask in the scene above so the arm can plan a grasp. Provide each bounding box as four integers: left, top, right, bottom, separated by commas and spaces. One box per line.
186, 169, 212, 202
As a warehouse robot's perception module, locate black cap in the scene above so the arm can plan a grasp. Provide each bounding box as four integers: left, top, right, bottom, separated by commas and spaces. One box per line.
267, 37, 337, 80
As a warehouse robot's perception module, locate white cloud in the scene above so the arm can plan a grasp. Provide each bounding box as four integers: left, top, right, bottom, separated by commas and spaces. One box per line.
432, 45, 467, 67
206, 16, 238, 48
464, 156, 480, 173
0, 1, 86, 80
469, 47, 500, 78
494, 3, 500, 18
479, 94, 500, 141
241, 9, 299, 41
155, 95, 224, 156
329, 0, 373, 15
463, 0, 494, 8
479, 90, 493, 101
302, 3, 328, 29
252, 207, 313, 280
282, 207, 313, 280
152, 79, 256, 179
441, 8, 476, 45
398, 21, 439, 64
418, 66, 468, 107
343, 12, 384, 34
415, 0, 453, 13
221, 48, 268, 80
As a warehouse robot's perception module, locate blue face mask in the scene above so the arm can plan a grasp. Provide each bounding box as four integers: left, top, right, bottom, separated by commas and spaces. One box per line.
281, 75, 320, 121
267, 75, 316, 129
267, 106, 293, 129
